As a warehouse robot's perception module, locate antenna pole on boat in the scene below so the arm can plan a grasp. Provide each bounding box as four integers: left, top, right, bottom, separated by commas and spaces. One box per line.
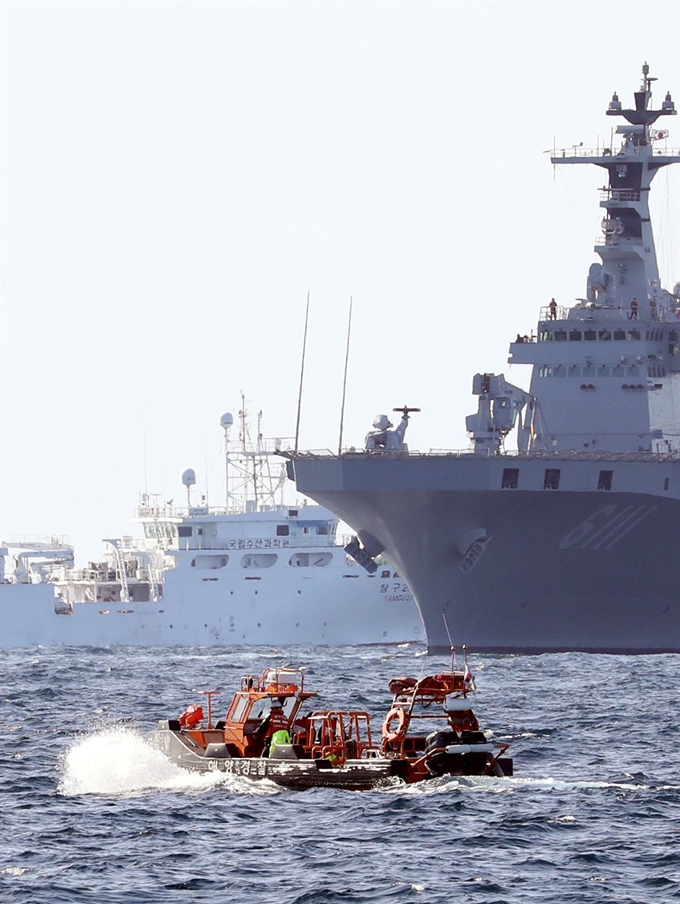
294, 292, 310, 453
443, 614, 455, 673
338, 295, 353, 454
200, 690, 220, 729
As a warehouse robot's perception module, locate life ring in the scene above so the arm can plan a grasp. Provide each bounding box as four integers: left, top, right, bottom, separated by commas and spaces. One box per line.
382, 706, 408, 743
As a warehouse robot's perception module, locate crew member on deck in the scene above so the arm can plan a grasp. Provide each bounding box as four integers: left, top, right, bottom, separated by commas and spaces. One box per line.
629, 298, 639, 320
548, 298, 557, 320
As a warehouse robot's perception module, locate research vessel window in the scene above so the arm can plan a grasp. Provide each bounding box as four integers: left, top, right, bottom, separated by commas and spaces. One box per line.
628, 330, 641, 341
598, 470, 613, 491
276, 525, 290, 537
554, 330, 567, 342
191, 555, 228, 569
584, 330, 597, 341
289, 552, 332, 567
613, 329, 626, 340
501, 468, 519, 489
241, 554, 278, 569
598, 330, 611, 341
543, 469, 561, 490
178, 526, 192, 538
569, 330, 582, 341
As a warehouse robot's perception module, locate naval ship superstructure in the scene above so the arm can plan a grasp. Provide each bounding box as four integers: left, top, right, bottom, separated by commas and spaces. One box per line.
286, 65, 680, 653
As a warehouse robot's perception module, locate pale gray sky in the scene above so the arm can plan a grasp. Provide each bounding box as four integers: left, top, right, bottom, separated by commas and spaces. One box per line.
2, 1, 679, 564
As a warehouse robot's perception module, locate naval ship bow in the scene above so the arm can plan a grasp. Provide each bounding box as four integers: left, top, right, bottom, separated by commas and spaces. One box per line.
285, 65, 680, 655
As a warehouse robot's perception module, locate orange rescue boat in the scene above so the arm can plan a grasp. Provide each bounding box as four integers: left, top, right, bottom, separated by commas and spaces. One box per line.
150, 664, 512, 790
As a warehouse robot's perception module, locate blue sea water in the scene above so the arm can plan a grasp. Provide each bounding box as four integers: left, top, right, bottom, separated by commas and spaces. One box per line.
1, 644, 679, 903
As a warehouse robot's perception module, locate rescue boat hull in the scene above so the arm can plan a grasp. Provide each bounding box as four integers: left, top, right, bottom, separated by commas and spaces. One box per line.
150, 722, 512, 790
150, 723, 409, 790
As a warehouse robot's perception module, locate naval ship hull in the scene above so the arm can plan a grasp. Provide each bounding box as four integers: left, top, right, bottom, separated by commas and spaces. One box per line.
290, 453, 680, 653
290, 64, 680, 654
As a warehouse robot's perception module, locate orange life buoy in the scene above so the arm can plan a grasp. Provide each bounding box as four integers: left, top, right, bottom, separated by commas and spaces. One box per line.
382, 706, 408, 743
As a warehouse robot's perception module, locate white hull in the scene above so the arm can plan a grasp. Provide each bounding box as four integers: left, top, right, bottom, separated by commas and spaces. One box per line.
0, 564, 422, 648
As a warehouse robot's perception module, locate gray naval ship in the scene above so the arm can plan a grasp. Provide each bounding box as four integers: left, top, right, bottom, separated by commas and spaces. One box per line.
286, 64, 680, 654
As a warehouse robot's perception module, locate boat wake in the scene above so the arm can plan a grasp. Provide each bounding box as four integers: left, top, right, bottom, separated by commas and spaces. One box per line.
57, 727, 277, 797
57, 727, 669, 798
378, 773, 661, 797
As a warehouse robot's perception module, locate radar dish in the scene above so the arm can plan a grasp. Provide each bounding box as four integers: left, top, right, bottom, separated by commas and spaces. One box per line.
220, 412, 234, 430
181, 468, 197, 488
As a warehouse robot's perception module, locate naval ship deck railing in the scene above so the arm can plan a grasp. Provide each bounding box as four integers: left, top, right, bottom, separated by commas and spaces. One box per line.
552, 146, 680, 158
600, 188, 641, 203
290, 449, 680, 463
594, 235, 644, 248
538, 305, 570, 321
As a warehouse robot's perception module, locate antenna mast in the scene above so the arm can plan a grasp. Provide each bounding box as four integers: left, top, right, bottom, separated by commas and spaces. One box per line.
338, 295, 353, 454
239, 392, 258, 507
294, 292, 310, 452
220, 410, 234, 509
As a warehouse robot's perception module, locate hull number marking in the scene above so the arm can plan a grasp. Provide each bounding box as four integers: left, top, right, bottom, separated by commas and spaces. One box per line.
559, 504, 658, 550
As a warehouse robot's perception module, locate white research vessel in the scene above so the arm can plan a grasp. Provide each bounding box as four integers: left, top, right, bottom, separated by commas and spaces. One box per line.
287, 65, 680, 654
0, 537, 76, 634
0, 404, 422, 648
